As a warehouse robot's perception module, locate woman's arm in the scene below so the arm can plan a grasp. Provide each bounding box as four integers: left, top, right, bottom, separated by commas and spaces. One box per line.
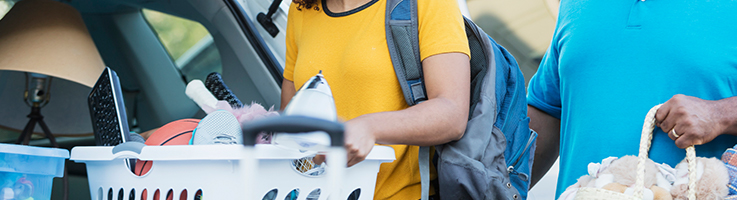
344, 52, 470, 166
280, 79, 297, 110
279, 52, 470, 166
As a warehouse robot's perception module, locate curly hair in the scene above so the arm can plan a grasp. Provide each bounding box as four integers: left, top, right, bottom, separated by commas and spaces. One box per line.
293, 0, 320, 11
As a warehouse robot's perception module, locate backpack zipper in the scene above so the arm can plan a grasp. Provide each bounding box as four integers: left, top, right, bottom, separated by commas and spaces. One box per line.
507, 129, 537, 173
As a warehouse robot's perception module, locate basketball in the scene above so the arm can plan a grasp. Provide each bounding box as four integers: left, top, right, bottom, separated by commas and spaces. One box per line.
134, 118, 199, 176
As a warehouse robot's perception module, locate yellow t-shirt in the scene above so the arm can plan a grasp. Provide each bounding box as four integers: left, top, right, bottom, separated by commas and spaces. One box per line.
283, 0, 470, 199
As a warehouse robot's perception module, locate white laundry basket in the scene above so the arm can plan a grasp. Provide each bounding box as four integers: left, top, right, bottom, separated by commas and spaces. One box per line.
71, 144, 394, 200
71, 116, 395, 200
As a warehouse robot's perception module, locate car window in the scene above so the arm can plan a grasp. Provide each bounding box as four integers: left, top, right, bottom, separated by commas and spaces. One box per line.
142, 9, 222, 82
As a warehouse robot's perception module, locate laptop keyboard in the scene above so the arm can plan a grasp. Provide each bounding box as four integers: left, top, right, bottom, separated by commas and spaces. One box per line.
88, 70, 123, 146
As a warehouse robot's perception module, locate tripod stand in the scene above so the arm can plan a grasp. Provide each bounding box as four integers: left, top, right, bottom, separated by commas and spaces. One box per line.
13, 103, 69, 200
15, 105, 58, 146
13, 73, 68, 200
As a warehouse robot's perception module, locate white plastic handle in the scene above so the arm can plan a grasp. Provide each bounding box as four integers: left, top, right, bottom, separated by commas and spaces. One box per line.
186, 79, 218, 112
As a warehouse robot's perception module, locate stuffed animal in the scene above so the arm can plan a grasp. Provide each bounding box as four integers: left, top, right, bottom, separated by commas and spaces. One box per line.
598, 156, 672, 200
670, 157, 729, 200
559, 156, 675, 200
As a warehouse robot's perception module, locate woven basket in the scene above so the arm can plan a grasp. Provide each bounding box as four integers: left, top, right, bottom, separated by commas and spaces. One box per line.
573, 104, 697, 200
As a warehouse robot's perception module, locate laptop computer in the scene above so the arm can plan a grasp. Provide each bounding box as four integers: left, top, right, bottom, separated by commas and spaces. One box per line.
88, 67, 131, 146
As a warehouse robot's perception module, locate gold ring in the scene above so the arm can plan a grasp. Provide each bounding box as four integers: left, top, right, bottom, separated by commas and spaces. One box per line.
670, 129, 680, 138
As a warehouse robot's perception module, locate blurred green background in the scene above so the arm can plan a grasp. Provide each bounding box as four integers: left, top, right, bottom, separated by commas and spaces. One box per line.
142, 9, 210, 61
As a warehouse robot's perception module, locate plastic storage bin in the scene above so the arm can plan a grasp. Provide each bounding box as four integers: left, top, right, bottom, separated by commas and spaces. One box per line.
71, 144, 394, 200
0, 143, 69, 200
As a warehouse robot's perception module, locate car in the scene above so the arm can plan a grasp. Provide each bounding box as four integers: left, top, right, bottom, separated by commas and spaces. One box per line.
0, 0, 286, 199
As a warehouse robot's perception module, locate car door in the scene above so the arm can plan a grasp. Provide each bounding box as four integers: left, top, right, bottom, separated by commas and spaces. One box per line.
236, 0, 289, 69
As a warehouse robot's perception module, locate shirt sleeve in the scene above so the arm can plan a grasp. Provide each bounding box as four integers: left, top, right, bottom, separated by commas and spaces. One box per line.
527, 33, 563, 119
283, 3, 301, 82
417, 0, 470, 60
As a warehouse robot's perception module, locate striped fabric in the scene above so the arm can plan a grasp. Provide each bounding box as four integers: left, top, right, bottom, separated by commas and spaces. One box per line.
723, 146, 737, 196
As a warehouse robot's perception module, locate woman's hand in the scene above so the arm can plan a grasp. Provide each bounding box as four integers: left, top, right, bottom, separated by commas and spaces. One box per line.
344, 118, 376, 167
655, 94, 731, 148
309, 118, 375, 167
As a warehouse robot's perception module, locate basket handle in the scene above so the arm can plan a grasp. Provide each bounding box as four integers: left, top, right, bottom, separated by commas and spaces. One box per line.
634, 104, 696, 200
111, 141, 145, 155
241, 115, 344, 146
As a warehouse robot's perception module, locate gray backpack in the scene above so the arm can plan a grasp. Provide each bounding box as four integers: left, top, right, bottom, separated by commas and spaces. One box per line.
385, 0, 538, 199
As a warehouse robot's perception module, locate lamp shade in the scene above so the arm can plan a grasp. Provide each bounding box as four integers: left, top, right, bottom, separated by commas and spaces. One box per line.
0, 0, 104, 87
0, 0, 106, 136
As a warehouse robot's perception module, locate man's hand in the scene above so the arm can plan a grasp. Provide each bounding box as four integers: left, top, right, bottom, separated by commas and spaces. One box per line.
655, 94, 735, 148
344, 118, 376, 167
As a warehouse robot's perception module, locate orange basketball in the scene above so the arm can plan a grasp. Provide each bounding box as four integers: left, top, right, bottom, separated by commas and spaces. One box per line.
134, 119, 199, 177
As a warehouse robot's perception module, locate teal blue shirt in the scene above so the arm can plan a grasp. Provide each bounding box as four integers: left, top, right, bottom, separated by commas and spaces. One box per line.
527, 0, 737, 197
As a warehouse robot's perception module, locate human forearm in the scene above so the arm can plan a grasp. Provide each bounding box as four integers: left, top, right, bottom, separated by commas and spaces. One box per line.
528, 105, 561, 188
714, 96, 737, 136
342, 52, 469, 166
280, 79, 296, 110
347, 53, 470, 146
348, 96, 468, 146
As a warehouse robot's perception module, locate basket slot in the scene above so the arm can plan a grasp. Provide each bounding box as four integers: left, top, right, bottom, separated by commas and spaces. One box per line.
166, 189, 173, 200
347, 188, 361, 200
306, 188, 321, 200
195, 189, 203, 200
153, 189, 160, 200
128, 188, 136, 200
285, 188, 299, 199
262, 188, 278, 200
117, 188, 125, 200
180, 189, 187, 200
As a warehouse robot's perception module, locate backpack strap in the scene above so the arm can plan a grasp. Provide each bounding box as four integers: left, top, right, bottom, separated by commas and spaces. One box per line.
386, 0, 430, 200
418, 146, 431, 200
386, 0, 426, 106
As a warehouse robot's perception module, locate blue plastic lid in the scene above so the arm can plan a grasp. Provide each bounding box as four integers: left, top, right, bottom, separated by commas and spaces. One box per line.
0, 143, 69, 158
